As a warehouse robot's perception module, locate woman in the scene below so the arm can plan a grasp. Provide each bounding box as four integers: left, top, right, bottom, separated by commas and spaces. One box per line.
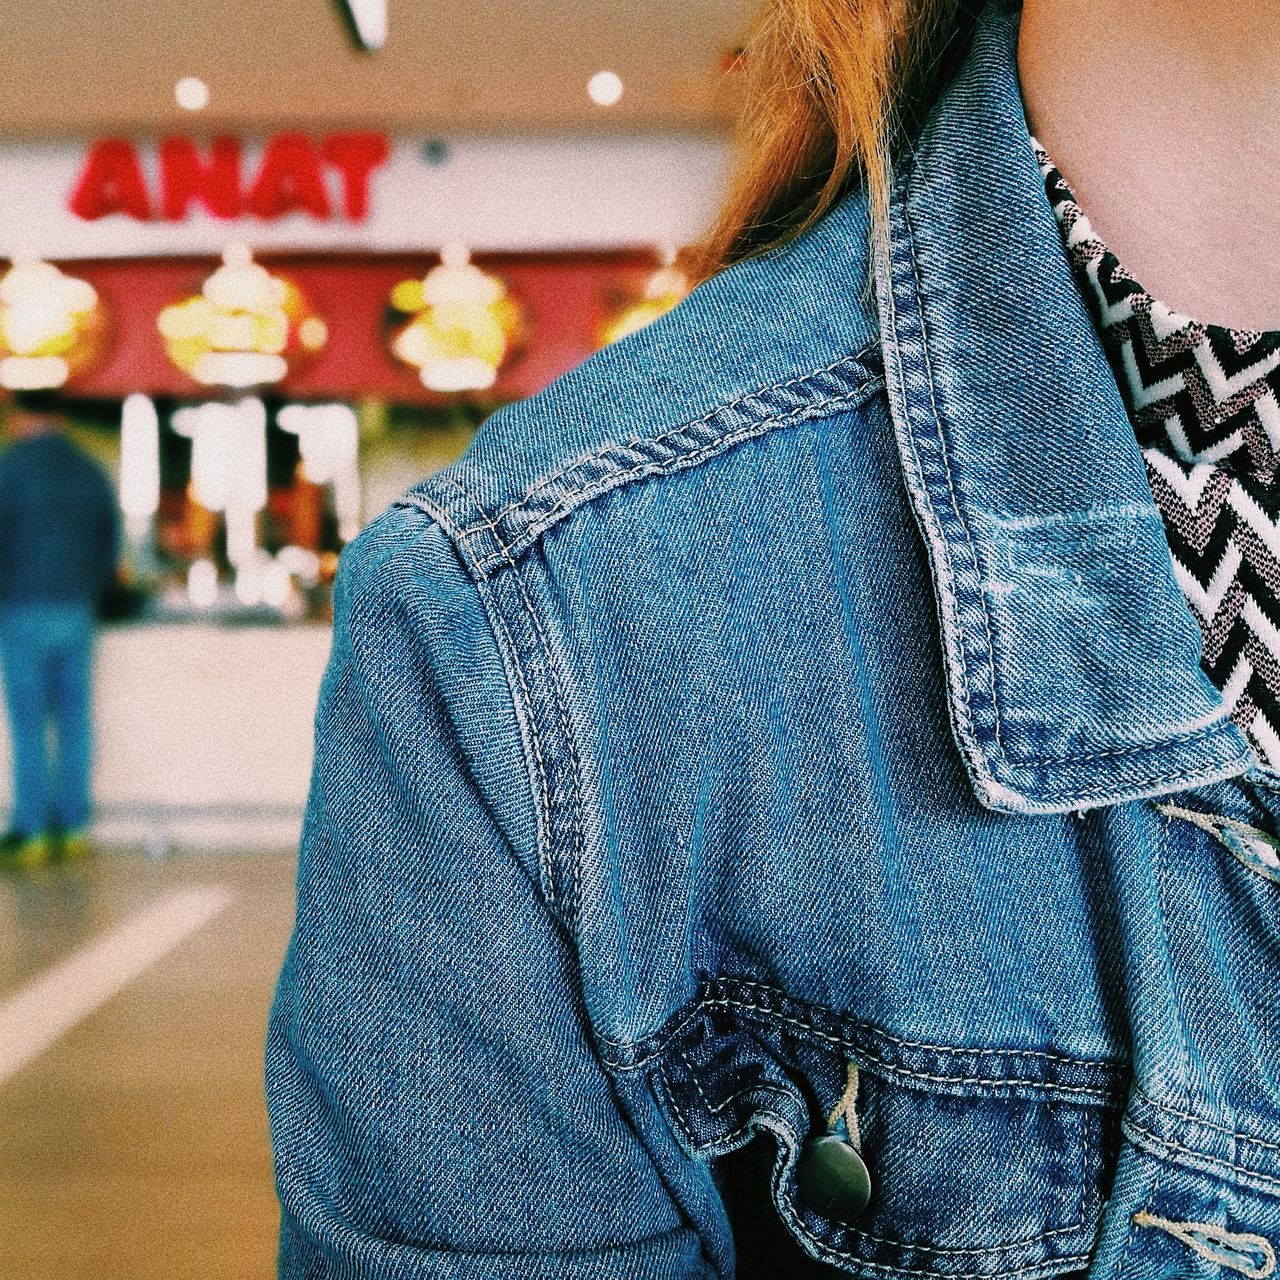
267, 0, 1280, 1275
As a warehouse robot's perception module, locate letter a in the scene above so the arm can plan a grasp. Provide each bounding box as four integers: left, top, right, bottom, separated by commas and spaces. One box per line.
70, 139, 152, 220
246, 134, 332, 220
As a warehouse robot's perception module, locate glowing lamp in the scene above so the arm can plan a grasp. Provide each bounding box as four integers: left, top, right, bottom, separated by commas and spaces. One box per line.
386, 246, 524, 393
598, 259, 690, 348
158, 244, 326, 388
0, 259, 105, 390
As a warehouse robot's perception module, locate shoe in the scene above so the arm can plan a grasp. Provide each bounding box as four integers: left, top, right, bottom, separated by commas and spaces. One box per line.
57, 827, 93, 863
0, 830, 53, 870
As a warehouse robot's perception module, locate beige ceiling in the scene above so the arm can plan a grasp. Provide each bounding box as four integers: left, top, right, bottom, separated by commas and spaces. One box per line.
0, 0, 753, 137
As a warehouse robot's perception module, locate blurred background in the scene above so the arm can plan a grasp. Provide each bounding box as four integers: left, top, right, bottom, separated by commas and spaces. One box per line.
0, 1, 745, 1273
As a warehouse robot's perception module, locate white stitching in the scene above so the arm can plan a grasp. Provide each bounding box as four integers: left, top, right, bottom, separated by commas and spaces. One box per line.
1124, 1119, 1280, 1197
473, 382, 885, 574
454, 354, 876, 537
1133, 1088, 1280, 1156
678, 980, 1121, 1064
878, 205, 995, 794
604, 986, 1123, 1101
407, 483, 558, 907
505, 557, 585, 925
485, 591, 556, 907
899, 193, 1008, 759
440, 475, 585, 921
1155, 806, 1197, 1121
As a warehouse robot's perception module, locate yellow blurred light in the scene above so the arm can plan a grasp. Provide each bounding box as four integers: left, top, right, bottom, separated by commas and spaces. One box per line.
390, 279, 425, 313
157, 245, 325, 387
298, 316, 328, 351
598, 260, 690, 348
387, 250, 523, 393
0, 259, 104, 389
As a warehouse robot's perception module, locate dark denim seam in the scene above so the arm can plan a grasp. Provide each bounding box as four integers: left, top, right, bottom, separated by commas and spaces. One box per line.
1123, 1118, 1280, 1200
1127, 1090, 1280, 1192
656, 1058, 797, 1160
402, 484, 579, 924
497, 552, 585, 927
432, 353, 885, 578
604, 977, 1126, 1101
1244, 769, 1280, 795
656, 1057, 1101, 1274
1155, 807, 1197, 1121
475, 573, 555, 906
283, 1212, 713, 1269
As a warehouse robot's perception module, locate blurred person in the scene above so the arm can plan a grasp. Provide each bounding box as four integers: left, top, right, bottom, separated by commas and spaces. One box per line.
0, 390, 119, 869
268, 0, 1280, 1275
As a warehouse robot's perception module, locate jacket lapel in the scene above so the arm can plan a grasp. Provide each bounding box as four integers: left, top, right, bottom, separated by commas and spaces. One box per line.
874, 1, 1252, 812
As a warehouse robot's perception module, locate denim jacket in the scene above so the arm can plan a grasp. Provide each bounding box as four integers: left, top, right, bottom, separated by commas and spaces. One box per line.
267, 3, 1280, 1276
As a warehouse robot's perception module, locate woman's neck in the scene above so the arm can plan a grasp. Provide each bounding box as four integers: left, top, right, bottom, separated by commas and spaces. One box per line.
1018, 0, 1280, 330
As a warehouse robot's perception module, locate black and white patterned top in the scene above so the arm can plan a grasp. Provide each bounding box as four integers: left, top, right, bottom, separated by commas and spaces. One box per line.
1034, 138, 1280, 771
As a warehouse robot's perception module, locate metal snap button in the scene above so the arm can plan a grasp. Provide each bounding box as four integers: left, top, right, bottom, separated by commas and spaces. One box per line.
796, 1134, 872, 1223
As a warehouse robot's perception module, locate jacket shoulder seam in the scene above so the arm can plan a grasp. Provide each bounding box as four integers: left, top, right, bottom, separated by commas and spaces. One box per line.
388, 484, 581, 925
339, 501, 564, 919
401, 344, 884, 582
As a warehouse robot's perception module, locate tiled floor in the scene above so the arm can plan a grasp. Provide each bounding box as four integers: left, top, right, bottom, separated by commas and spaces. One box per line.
0, 851, 295, 1279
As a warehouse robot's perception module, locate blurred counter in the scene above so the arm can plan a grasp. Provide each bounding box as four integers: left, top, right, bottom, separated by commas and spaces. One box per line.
0, 623, 333, 852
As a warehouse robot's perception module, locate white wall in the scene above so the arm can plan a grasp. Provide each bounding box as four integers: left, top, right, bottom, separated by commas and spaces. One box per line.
0, 134, 730, 259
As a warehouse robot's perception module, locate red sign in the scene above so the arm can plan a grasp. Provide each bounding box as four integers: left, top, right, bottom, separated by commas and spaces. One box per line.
69, 133, 390, 224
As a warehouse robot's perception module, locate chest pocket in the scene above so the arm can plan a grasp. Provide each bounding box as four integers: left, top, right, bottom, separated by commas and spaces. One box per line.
648, 978, 1126, 1278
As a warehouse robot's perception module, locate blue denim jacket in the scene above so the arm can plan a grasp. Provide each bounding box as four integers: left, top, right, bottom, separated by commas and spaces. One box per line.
267, 3, 1280, 1275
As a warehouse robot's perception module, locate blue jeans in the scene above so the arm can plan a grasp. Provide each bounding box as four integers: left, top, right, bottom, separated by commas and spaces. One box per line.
0, 602, 96, 835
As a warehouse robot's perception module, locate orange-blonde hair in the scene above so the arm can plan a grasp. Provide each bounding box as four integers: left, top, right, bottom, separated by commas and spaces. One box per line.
689, 0, 975, 280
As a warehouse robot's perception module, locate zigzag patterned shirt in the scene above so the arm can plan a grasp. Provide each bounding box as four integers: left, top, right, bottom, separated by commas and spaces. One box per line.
1035, 139, 1280, 770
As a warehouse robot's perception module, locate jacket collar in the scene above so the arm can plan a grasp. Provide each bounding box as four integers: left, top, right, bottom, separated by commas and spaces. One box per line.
873, 0, 1253, 813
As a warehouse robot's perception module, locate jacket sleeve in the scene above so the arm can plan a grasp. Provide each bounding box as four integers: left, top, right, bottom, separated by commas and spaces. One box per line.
265, 501, 706, 1279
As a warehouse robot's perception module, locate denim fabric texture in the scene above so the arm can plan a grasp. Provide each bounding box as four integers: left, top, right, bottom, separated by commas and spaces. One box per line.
267, 2, 1280, 1275
0, 602, 95, 834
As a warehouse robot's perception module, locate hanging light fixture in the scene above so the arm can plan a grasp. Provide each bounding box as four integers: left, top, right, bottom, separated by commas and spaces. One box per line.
598, 248, 690, 349
0, 259, 105, 390
157, 244, 327, 389
386, 244, 525, 393
337, 0, 387, 50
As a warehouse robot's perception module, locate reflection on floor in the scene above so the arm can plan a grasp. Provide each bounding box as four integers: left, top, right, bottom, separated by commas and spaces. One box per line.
0, 851, 295, 1279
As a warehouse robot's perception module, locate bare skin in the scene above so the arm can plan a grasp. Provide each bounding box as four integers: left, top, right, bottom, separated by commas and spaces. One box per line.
1018, 0, 1280, 331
